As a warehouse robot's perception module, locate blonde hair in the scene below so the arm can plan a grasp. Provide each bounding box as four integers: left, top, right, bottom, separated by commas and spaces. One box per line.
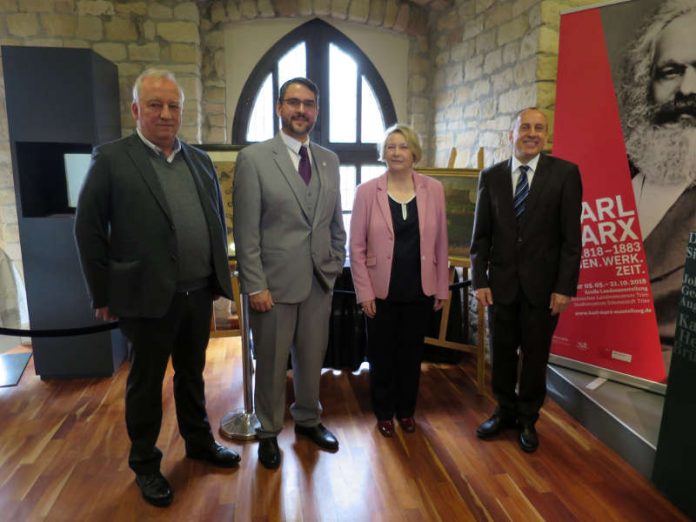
379, 124, 422, 164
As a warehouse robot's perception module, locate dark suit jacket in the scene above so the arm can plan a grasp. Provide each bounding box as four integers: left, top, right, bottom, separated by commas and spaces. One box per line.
470, 154, 583, 306
74, 133, 233, 318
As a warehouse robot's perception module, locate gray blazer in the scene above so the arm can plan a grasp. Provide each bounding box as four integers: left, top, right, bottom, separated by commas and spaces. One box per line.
74, 133, 233, 318
233, 133, 346, 303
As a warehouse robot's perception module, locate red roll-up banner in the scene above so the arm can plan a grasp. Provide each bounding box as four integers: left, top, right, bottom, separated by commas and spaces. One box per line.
552, 6, 665, 384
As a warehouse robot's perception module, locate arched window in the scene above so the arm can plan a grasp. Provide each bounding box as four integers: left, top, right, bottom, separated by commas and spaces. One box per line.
232, 19, 398, 239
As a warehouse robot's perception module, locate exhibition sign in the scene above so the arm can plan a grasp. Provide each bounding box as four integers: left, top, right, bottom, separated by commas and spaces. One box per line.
551, 4, 666, 385
653, 232, 696, 518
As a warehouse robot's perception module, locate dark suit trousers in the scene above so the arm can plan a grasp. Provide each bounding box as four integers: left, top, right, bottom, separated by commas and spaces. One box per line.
366, 299, 431, 420
119, 287, 214, 474
488, 291, 559, 423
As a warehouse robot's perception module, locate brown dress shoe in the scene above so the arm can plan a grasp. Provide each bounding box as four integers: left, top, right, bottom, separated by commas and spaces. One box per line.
377, 420, 394, 437
397, 417, 416, 433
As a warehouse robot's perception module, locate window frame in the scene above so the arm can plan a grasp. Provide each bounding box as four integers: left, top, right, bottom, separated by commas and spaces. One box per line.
231, 18, 397, 169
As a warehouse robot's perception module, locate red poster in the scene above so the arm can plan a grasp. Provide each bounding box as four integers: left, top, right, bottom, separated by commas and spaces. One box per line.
552, 8, 665, 383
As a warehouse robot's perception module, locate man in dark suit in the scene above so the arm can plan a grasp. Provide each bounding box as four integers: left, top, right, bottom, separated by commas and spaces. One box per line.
75, 69, 240, 507
233, 78, 346, 469
471, 107, 583, 453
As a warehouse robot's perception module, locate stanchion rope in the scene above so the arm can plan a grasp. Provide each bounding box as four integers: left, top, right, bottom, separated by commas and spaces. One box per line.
0, 322, 118, 338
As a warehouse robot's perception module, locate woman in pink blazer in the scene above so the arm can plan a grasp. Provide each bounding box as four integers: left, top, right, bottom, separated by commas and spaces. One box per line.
350, 124, 449, 437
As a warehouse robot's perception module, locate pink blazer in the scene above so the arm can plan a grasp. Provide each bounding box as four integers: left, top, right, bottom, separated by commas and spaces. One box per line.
349, 171, 450, 304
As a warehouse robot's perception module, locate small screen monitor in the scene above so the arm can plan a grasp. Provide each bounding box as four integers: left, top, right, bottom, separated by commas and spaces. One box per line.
64, 152, 92, 208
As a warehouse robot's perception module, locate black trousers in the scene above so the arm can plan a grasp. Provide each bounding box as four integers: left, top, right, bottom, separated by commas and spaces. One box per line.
119, 287, 215, 474
366, 299, 431, 421
488, 291, 559, 424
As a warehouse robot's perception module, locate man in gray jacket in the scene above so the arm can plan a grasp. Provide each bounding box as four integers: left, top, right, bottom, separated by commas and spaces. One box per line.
233, 77, 346, 469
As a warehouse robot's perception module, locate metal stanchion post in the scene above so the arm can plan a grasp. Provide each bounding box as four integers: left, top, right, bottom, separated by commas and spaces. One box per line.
220, 283, 260, 440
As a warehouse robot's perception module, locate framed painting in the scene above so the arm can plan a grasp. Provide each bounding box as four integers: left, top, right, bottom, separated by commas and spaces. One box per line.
418, 167, 480, 261
194, 144, 242, 257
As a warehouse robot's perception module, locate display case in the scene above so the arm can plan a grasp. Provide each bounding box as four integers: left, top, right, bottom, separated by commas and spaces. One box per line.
2, 46, 127, 378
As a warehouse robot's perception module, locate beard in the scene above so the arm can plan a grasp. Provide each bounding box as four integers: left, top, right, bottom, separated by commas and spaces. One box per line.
625, 123, 696, 186
280, 113, 314, 139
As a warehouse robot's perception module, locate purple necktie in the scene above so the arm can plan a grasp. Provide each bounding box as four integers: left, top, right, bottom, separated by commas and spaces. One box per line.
298, 145, 311, 185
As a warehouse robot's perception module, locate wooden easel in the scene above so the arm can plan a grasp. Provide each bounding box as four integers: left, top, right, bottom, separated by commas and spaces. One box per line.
423, 147, 487, 393
424, 259, 486, 393
210, 260, 242, 338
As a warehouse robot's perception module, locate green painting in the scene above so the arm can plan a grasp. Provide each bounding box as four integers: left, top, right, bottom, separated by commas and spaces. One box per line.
419, 168, 480, 261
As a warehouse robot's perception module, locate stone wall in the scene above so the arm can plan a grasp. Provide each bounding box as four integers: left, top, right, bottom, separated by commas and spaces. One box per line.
0, 0, 208, 275
0, 0, 595, 278
0, 0, 431, 276
428, 0, 596, 168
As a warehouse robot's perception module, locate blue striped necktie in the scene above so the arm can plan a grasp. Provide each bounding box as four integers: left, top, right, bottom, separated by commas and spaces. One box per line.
513, 165, 530, 219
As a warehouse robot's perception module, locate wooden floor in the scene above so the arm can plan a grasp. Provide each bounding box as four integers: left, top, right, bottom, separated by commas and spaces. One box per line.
0, 339, 685, 521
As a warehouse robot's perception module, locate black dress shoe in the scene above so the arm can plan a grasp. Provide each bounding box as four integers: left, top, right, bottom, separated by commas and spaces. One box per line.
476, 413, 517, 439
295, 423, 339, 451
519, 423, 539, 453
258, 437, 281, 469
186, 441, 241, 468
135, 472, 173, 507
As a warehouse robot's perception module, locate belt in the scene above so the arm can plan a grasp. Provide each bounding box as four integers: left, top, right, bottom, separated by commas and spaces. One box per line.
176, 277, 210, 293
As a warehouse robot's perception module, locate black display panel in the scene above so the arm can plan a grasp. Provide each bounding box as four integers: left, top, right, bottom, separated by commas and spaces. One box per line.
14, 142, 93, 217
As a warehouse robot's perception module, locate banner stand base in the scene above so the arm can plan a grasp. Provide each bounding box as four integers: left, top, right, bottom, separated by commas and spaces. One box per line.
548, 354, 666, 395
547, 363, 663, 479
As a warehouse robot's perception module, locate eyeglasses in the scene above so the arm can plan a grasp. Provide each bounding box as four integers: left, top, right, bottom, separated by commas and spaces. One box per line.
282, 98, 317, 110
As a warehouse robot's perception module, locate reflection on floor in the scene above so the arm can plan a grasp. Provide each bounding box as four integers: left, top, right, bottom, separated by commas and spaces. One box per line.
0, 335, 23, 354
0, 338, 685, 520
547, 363, 664, 478
0, 348, 32, 387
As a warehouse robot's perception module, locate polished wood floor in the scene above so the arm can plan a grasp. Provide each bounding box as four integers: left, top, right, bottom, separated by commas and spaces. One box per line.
0, 339, 685, 521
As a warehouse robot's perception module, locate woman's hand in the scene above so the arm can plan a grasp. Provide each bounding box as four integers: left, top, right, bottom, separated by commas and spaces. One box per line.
433, 298, 446, 311
361, 299, 377, 318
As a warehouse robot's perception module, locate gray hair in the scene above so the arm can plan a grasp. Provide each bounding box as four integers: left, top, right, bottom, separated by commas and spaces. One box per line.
619, 0, 696, 135
132, 68, 185, 104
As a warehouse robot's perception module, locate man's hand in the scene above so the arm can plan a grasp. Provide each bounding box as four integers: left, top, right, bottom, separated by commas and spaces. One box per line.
474, 288, 494, 307
433, 298, 446, 312
360, 299, 376, 319
95, 306, 117, 321
249, 289, 274, 312
550, 293, 571, 315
